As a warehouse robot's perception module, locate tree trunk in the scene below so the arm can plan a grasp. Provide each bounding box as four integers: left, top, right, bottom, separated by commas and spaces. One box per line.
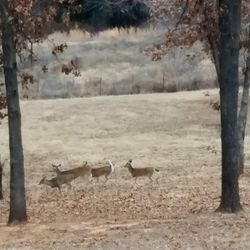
205, 0, 220, 87
0, 160, 3, 200
238, 55, 250, 175
216, 0, 242, 212
0, 0, 27, 223
210, 41, 220, 87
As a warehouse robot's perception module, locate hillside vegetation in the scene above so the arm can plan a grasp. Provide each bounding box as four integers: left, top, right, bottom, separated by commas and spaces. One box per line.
15, 28, 217, 99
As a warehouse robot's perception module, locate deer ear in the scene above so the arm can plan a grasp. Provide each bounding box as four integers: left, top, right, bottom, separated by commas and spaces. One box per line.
39, 176, 46, 184
52, 163, 61, 168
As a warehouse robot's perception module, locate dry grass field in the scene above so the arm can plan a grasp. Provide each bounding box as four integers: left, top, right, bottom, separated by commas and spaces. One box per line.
0, 89, 250, 249
11, 28, 217, 99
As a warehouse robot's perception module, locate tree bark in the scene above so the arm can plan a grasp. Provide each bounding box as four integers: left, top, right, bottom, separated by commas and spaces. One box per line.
204, 0, 220, 87
0, 159, 3, 200
0, 0, 27, 223
238, 55, 250, 175
216, 0, 242, 212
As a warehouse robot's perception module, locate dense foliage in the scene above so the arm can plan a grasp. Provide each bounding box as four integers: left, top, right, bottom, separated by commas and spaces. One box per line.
55, 0, 150, 32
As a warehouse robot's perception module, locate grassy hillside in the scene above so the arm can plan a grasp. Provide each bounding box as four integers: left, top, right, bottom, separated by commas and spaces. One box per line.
15, 28, 217, 99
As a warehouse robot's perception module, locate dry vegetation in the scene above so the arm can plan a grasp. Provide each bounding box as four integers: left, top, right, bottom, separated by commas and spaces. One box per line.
0, 90, 250, 249
11, 27, 217, 99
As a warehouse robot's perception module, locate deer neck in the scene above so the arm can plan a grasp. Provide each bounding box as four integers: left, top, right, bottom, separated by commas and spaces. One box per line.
127, 163, 134, 174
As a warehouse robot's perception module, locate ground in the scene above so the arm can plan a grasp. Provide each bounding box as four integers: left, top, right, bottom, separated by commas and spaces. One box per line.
0, 90, 250, 249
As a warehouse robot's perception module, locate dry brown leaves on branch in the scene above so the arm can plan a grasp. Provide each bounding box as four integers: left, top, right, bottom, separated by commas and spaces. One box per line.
0, 90, 7, 120
147, 0, 250, 61
20, 72, 34, 90
62, 59, 81, 77
52, 43, 68, 56
210, 100, 220, 111
150, 0, 181, 25
42, 65, 49, 73
8, 0, 59, 58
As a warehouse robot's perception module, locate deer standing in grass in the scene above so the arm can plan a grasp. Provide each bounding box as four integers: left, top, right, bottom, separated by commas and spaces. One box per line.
123, 159, 159, 184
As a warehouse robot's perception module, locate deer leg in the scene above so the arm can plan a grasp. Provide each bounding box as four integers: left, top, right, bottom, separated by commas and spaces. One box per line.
67, 183, 72, 190
134, 177, 139, 186
149, 176, 153, 183
155, 176, 159, 184
88, 174, 93, 183
105, 175, 109, 183
57, 185, 62, 193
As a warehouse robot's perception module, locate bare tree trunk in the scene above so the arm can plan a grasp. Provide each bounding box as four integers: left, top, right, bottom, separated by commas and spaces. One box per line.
208, 38, 220, 87
0, 0, 27, 223
205, 0, 220, 87
216, 0, 242, 212
238, 56, 250, 175
0, 159, 3, 200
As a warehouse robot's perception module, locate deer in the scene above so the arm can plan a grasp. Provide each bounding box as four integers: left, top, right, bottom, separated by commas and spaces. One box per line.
39, 173, 76, 192
40, 161, 91, 191
51, 161, 91, 180
123, 159, 159, 184
90, 160, 115, 182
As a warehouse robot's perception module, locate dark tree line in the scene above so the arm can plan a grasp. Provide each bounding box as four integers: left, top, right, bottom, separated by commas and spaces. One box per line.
55, 0, 150, 32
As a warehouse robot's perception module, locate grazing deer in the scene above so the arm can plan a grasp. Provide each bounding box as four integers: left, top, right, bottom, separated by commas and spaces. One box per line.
39, 173, 76, 192
91, 160, 115, 182
52, 161, 91, 180
123, 159, 159, 184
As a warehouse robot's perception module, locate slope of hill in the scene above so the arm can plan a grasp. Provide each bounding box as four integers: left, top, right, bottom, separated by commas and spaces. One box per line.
15, 28, 216, 99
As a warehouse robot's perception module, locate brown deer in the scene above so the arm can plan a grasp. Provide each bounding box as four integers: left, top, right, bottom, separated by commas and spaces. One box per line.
39, 173, 76, 192
123, 159, 159, 184
40, 161, 91, 191
90, 160, 115, 182
52, 161, 91, 180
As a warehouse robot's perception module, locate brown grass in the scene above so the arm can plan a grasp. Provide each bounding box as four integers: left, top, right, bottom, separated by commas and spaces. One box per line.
11, 27, 218, 99
0, 89, 250, 249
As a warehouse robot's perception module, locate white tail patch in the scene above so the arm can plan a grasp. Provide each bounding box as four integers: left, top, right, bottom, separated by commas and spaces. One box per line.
108, 159, 115, 172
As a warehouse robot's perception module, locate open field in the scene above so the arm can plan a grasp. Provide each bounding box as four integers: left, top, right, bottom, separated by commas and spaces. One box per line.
0, 90, 250, 249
